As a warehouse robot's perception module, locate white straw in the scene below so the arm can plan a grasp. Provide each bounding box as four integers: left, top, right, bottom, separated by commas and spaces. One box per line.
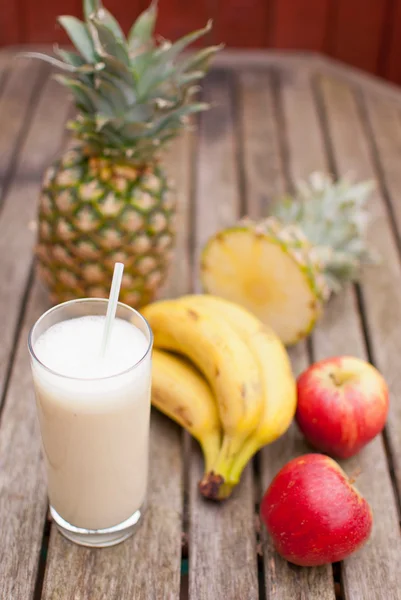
100, 262, 124, 357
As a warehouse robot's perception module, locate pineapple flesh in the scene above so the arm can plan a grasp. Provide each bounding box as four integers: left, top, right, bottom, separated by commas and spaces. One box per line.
201, 218, 328, 345
201, 173, 375, 346
29, 0, 221, 305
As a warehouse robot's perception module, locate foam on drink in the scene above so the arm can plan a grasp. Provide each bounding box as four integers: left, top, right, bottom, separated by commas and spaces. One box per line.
35, 315, 148, 379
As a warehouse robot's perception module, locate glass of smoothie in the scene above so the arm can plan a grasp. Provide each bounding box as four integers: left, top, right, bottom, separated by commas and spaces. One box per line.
28, 298, 152, 547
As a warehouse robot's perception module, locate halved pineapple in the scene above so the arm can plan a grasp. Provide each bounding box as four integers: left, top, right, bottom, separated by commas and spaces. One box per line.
201, 173, 376, 346
201, 219, 327, 345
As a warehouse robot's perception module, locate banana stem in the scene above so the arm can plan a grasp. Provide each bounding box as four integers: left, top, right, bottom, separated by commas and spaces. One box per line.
198, 433, 252, 501
199, 429, 222, 474
228, 436, 261, 484
212, 433, 248, 477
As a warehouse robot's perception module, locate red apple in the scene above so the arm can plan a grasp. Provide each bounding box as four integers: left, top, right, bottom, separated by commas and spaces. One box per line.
296, 356, 389, 459
260, 454, 373, 566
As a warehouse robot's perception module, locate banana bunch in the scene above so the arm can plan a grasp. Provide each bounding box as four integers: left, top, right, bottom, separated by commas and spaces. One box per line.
145, 295, 297, 500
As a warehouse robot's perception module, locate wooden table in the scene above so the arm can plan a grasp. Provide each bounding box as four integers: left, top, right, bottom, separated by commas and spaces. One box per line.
1, 48, 401, 600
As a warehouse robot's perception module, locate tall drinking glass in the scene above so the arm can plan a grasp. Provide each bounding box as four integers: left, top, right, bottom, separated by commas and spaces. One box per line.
28, 299, 152, 547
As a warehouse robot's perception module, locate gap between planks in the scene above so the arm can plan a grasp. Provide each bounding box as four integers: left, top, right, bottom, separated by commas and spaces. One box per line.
188, 69, 259, 600
163, 127, 197, 600
355, 280, 401, 520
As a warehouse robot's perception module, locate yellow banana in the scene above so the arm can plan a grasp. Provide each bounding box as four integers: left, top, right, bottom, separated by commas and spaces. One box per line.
143, 299, 263, 491
178, 295, 296, 492
152, 349, 221, 472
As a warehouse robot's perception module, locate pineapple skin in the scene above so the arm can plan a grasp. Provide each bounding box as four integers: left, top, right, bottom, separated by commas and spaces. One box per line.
36, 148, 176, 307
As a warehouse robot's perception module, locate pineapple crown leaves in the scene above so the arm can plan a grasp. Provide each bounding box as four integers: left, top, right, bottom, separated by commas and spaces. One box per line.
271, 171, 378, 295
22, 1, 222, 162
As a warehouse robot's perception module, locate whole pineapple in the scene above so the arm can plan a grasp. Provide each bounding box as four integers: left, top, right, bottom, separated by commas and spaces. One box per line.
30, 0, 221, 305
201, 172, 376, 345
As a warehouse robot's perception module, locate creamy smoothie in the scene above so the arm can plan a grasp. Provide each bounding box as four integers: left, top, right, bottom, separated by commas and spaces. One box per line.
31, 313, 151, 534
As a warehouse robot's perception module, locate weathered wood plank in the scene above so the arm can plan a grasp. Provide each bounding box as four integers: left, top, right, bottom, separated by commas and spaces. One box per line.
238, 70, 285, 217
248, 66, 336, 599
192, 70, 242, 269
354, 92, 401, 502
317, 72, 401, 598
0, 278, 49, 599
42, 108, 189, 600
213, 50, 401, 109
0, 58, 46, 195
188, 70, 259, 600
279, 66, 327, 181
0, 66, 71, 599
0, 73, 70, 407
362, 94, 401, 254
162, 131, 193, 299
313, 287, 401, 600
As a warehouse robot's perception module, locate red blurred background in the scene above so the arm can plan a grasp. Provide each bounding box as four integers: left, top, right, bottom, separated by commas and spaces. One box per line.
2, 0, 401, 84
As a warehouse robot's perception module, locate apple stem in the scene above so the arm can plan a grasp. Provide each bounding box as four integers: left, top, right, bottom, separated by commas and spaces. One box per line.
329, 370, 356, 387
348, 467, 362, 484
